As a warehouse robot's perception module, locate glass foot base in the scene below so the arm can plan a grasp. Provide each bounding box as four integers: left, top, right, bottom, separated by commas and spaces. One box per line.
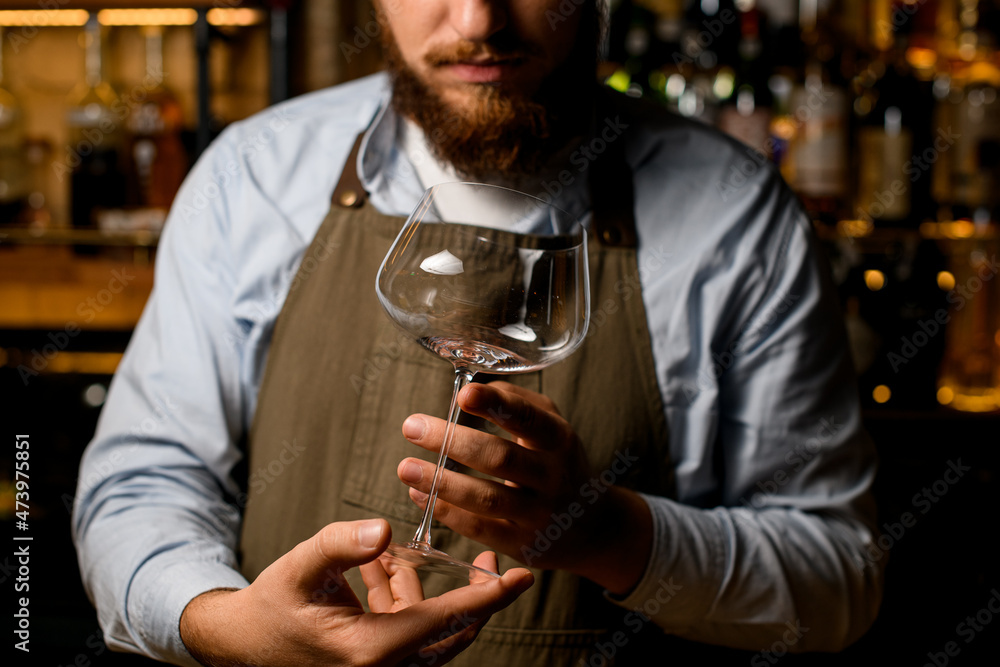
382, 541, 501, 582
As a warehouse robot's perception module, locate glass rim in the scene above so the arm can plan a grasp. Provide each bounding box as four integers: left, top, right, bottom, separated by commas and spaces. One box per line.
423, 180, 579, 227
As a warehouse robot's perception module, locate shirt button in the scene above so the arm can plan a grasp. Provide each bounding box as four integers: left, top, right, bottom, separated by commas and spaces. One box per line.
339, 190, 359, 207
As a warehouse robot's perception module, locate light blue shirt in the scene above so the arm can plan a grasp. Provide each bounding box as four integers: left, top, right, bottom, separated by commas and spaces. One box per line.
72, 73, 882, 665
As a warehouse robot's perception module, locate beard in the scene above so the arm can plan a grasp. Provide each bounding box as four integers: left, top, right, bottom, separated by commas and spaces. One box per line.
381, 5, 602, 184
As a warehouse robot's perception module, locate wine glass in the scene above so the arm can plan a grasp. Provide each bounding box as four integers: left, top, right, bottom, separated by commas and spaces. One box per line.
375, 182, 590, 581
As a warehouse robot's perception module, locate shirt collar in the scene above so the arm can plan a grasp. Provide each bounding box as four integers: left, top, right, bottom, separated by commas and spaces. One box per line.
357, 87, 425, 217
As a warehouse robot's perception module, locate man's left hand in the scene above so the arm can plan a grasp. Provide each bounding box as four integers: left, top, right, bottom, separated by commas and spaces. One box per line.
397, 381, 652, 595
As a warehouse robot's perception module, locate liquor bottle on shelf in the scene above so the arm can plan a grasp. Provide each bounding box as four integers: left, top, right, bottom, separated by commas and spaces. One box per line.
124, 25, 188, 216
784, 0, 851, 224
717, 3, 774, 157
852, 0, 936, 228
931, 0, 1000, 223
66, 13, 126, 233
0, 27, 27, 227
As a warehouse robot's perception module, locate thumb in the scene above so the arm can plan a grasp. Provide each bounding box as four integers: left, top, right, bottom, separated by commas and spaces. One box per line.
289, 519, 391, 599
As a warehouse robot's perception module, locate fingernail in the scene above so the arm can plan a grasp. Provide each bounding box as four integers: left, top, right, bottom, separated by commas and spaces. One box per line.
399, 460, 422, 483
357, 520, 383, 549
402, 416, 424, 439
410, 488, 428, 504
462, 384, 483, 409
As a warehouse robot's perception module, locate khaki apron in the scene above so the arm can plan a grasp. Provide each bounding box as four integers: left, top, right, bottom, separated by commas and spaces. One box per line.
240, 123, 674, 665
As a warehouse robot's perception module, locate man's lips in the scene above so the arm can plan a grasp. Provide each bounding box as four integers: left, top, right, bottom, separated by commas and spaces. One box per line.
441, 58, 524, 83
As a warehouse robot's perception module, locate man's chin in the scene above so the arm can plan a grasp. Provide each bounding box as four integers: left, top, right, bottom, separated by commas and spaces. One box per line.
435, 86, 487, 113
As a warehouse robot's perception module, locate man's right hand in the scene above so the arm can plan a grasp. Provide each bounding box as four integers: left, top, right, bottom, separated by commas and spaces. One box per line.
179, 519, 533, 667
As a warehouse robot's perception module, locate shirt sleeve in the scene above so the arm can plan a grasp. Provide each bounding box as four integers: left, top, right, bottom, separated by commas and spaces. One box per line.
71, 126, 253, 666
607, 183, 883, 652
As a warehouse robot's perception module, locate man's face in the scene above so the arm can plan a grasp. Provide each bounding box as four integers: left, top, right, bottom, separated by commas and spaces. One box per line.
377, 0, 600, 183
380, 0, 582, 110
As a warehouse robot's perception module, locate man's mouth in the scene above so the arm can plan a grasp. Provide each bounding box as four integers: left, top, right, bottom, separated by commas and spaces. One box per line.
443, 57, 524, 83
425, 41, 534, 85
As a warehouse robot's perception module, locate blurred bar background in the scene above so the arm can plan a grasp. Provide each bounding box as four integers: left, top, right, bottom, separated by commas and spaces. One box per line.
0, 1, 997, 664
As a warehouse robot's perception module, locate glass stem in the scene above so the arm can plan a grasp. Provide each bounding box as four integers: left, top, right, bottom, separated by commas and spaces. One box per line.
412, 367, 473, 546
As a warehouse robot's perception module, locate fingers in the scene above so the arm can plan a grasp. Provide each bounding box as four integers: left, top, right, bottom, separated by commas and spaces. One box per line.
460, 383, 568, 448
407, 487, 519, 549
288, 519, 391, 598
470, 550, 500, 576
398, 457, 535, 520
401, 417, 548, 487
471, 381, 560, 413
362, 551, 500, 616
374, 565, 534, 660
360, 559, 393, 611
361, 557, 425, 613
410, 554, 525, 665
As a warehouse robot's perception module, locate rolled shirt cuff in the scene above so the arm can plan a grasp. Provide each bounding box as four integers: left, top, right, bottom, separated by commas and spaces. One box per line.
126, 552, 250, 667
602, 492, 724, 632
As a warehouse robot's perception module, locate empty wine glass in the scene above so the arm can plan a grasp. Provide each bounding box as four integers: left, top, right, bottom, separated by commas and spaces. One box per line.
375, 182, 590, 580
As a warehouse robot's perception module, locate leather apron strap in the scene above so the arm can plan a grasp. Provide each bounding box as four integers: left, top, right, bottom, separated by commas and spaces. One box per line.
241, 103, 673, 665
331, 132, 368, 210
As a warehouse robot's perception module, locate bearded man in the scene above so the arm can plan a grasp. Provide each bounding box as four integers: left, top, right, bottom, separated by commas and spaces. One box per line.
73, 2, 884, 666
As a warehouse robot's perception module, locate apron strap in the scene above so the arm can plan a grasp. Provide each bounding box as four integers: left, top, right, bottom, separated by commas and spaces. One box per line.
331, 132, 369, 209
